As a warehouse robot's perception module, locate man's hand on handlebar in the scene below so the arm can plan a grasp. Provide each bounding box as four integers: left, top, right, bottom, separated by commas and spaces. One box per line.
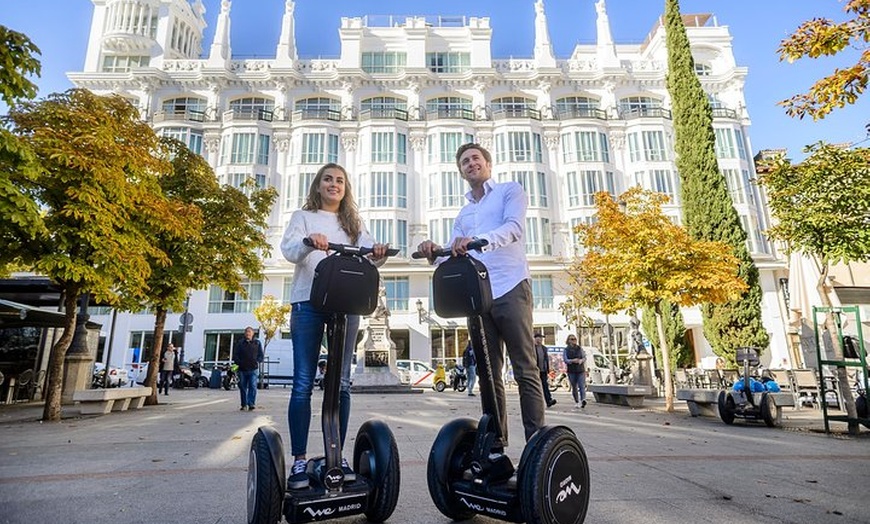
370, 243, 390, 261
449, 236, 475, 256
416, 240, 441, 263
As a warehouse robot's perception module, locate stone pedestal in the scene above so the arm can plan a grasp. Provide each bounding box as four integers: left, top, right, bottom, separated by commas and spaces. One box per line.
63, 353, 94, 405
351, 294, 413, 393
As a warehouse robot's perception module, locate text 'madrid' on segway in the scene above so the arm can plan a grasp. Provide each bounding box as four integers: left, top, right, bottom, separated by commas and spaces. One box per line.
413, 240, 590, 524
247, 239, 401, 524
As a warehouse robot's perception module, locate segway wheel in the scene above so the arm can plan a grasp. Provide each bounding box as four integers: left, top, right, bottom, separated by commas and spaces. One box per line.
427, 418, 478, 521
353, 420, 400, 523
760, 392, 777, 428
718, 390, 736, 425
247, 430, 283, 524
435, 380, 446, 392
518, 426, 590, 524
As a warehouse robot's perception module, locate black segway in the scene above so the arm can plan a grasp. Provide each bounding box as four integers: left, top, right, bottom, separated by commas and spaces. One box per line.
717, 347, 778, 427
414, 241, 590, 524
248, 240, 401, 524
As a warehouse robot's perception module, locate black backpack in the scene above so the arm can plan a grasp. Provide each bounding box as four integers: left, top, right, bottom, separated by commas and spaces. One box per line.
310, 252, 380, 315
432, 255, 493, 319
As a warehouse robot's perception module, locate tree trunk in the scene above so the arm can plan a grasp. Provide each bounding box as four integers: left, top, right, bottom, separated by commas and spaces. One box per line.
42, 292, 79, 422
817, 266, 859, 435
144, 307, 168, 406
655, 302, 675, 412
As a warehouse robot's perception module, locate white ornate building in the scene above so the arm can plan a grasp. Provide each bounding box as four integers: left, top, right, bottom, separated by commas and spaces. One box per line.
70, 0, 791, 376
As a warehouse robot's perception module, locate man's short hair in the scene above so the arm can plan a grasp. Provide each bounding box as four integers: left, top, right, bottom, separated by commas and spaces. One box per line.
534, 333, 544, 339
455, 143, 492, 170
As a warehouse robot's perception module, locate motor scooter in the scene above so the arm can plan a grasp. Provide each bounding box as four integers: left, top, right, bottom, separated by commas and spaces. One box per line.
449, 364, 468, 392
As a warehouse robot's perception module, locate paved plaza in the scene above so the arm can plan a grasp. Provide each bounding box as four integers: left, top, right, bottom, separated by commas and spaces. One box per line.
0, 386, 868, 524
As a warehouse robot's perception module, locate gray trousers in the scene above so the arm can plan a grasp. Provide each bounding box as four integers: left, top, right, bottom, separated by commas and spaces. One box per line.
472, 279, 545, 448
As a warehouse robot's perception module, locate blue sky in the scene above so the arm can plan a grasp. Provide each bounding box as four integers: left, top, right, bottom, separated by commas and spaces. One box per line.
1, 0, 867, 159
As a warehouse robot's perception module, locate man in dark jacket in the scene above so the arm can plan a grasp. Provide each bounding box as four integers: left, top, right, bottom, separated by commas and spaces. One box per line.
535, 333, 556, 407
233, 326, 264, 411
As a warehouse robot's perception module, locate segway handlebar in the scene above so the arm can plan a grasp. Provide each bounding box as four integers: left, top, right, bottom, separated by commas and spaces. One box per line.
410, 238, 489, 259
303, 237, 400, 257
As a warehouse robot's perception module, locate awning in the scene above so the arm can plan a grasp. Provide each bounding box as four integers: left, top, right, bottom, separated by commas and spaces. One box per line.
0, 299, 99, 329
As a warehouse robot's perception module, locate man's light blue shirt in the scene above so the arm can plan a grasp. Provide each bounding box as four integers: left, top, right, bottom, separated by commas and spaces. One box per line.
450, 178, 531, 300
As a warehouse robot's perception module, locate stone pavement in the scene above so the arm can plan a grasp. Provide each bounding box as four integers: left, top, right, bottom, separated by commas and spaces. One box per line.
0, 386, 868, 524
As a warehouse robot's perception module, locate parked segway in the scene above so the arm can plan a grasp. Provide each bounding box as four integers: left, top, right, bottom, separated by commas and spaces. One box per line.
248, 239, 401, 524
414, 241, 590, 524
717, 347, 778, 427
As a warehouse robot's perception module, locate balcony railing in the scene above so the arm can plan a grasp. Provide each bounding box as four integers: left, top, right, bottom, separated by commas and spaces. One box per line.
223, 108, 274, 122
152, 109, 207, 123
555, 107, 607, 121
619, 107, 672, 120
293, 108, 342, 122
711, 107, 739, 119
491, 107, 542, 120
425, 108, 475, 121
359, 107, 409, 121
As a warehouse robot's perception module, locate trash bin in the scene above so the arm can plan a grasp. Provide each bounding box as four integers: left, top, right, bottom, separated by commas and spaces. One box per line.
209, 368, 222, 389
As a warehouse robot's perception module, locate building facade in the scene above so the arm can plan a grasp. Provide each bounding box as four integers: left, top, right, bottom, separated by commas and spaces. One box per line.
69, 0, 791, 377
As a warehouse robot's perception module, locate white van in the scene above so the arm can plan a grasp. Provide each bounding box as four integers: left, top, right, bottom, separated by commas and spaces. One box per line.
395, 359, 447, 391
549, 346, 616, 385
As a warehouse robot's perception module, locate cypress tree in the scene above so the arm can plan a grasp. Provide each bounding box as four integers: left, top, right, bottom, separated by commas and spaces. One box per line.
663, 0, 769, 357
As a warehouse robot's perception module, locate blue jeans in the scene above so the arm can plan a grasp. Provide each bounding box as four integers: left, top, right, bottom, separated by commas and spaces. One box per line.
238, 369, 258, 408
466, 364, 476, 394
289, 301, 359, 457
568, 371, 586, 404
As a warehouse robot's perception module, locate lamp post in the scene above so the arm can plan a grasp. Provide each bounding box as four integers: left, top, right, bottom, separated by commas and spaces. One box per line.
416, 299, 447, 368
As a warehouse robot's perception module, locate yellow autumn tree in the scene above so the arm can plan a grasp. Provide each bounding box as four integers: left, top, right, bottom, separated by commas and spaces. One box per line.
253, 294, 292, 351
566, 188, 748, 411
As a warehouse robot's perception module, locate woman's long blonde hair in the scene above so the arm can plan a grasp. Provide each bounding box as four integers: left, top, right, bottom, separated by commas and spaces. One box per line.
302, 163, 362, 244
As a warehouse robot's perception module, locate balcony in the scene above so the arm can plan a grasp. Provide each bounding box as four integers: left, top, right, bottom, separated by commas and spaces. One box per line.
359, 108, 409, 121
152, 109, 207, 123
293, 108, 342, 122
711, 107, 739, 119
619, 107, 672, 120
491, 107, 542, 120
425, 108, 476, 121
223, 109, 274, 123
555, 107, 607, 121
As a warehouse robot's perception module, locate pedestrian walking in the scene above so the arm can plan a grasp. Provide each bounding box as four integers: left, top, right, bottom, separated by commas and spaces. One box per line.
233, 327, 264, 411
535, 333, 556, 407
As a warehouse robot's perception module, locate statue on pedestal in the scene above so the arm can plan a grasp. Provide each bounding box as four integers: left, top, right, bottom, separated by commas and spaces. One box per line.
352, 286, 404, 388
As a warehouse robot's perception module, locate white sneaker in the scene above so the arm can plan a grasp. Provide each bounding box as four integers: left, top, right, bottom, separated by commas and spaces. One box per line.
574, 402, 582, 409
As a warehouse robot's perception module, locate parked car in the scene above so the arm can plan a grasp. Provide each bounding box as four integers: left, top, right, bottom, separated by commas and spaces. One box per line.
395, 359, 447, 391
92, 362, 128, 388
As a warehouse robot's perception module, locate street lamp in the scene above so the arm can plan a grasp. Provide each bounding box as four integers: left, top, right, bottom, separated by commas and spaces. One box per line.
416, 298, 425, 324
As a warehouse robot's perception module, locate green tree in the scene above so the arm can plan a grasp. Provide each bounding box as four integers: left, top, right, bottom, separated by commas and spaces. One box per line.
137, 138, 276, 405
5, 89, 186, 421
567, 189, 747, 411
664, 0, 769, 361
0, 26, 44, 274
778, 0, 870, 120
254, 294, 292, 352
641, 300, 690, 370
758, 143, 870, 434
0, 25, 41, 106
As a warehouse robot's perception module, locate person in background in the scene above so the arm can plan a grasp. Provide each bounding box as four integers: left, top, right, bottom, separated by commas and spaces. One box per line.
563, 334, 587, 409
535, 333, 556, 407
233, 326, 264, 411
416, 143, 545, 455
280, 162, 390, 490
463, 342, 477, 396
159, 343, 176, 395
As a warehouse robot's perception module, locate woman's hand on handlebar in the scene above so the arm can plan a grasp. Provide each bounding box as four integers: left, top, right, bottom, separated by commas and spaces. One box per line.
369, 243, 390, 261
306, 233, 329, 251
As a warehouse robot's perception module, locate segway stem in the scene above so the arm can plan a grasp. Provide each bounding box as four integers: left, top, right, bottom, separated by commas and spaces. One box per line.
321, 314, 344, 481
468, 315, 505, 448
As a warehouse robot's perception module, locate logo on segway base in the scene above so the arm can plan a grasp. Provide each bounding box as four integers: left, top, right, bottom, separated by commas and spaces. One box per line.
324, 467, 344, 489
459, 497, 507, 517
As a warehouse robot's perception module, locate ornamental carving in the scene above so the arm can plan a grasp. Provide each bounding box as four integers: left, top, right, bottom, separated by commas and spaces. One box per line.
341, 132, 358, 152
